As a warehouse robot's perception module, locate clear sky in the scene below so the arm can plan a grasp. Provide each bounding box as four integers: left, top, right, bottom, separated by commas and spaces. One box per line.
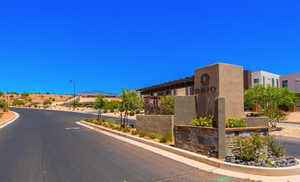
0, 0, 299, 94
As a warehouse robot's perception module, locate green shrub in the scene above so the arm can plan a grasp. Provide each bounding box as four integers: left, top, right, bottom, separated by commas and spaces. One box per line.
135, 110, 140, 114
235, 135, 261, 160
234, 134, 284, 161
129, 111, 135, 116
191, 116, 214, 127
121, 127, 130, 133
159, 95, 174, 115
131, 130, 139, 135
103, 109, 108, 113
83, 118, 96, 123
226, 118, 247, 128
159, 136, 168, 143
148, 133, 157, 139
139, 132, 146, 137
266, 135, 284, 157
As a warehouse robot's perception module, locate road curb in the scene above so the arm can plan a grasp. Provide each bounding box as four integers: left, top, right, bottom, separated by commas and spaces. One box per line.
78, 120, 300, 177
0, 111, 20, 129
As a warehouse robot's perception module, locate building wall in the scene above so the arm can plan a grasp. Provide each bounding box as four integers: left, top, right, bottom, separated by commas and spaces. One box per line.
252, 71, 280, 87
280, 73, 300, 94
243, 70, 252, 90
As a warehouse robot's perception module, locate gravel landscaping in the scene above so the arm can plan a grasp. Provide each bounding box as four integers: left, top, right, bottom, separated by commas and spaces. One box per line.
225, 155, 299, 168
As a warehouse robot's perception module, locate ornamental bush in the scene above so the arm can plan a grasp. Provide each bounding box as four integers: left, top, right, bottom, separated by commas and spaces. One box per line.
234, 134, 284, 162
226, 118, 247, 128
191, 116, 214, 127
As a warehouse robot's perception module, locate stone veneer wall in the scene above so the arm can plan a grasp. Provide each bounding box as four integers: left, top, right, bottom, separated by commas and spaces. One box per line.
174, 126, 218, 157
174, 126, 268, 158
225, 127, 269, 156
136, 115, 174, 139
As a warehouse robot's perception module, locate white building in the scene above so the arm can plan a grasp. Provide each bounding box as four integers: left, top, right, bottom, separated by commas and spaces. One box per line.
252, 71, 280, 87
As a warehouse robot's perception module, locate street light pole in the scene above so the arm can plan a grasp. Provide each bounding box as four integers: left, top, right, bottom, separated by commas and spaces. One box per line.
70, 80, 76, 111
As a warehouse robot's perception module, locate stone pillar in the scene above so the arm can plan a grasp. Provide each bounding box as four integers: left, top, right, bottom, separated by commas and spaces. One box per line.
216, 97, 226, 159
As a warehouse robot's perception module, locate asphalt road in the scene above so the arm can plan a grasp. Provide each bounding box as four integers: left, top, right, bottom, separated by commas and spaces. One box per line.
0, 108, 252, 182
277, 136, 300, 158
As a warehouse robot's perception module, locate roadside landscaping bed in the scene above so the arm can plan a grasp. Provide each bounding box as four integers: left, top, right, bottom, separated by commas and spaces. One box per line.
225, 134, 299, 168
0, 111, 16, 123
186, 116, 299, 168
82, 118, 172, 144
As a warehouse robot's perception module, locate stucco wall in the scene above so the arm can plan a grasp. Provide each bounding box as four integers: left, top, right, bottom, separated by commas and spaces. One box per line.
174, 96, 197, 125
136, 115, 174, 139
280, 73, 300, 94
194, 63, 244, 120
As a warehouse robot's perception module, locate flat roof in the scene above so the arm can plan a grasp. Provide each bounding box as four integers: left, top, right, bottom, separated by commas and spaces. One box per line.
137, 76, 194, 93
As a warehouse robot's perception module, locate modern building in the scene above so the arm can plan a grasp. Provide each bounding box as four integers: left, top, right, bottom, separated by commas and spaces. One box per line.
138, 70, 254, 97
280, 73, 300, 111
137, 76, 195, 97
251, 71, 280, 87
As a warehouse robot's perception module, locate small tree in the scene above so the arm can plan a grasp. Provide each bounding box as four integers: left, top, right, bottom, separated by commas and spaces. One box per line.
245, 85, 297, 127
159, 95, 175, 115
0, 99, 8, 112
93, 95, 106, 120
119, 89, 143, 127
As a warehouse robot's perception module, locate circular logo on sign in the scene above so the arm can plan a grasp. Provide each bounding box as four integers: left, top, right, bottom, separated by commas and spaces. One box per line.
200, 73, 210, 86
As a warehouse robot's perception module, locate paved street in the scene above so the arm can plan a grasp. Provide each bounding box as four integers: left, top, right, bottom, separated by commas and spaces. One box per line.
277, 136, 300, 158
0, 108, 252, 182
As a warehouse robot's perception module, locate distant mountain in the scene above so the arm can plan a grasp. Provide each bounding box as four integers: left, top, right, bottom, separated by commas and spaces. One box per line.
76, 91, 119, 97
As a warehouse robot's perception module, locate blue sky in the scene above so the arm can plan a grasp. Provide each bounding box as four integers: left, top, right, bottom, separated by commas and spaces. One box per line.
0, 0, 299, 94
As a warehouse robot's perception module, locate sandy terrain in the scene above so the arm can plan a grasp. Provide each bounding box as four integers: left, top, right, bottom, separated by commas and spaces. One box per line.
0, 111, 16, 123
284, 112, 300, 123
31, 105, 137, 120
271, 123, 300, 139
0, 94, 72, 105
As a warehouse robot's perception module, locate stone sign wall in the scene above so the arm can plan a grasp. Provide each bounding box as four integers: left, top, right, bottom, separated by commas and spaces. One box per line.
194, 63, 244, 120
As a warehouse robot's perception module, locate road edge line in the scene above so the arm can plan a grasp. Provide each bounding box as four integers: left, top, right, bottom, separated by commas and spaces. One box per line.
0, 111, 20, 129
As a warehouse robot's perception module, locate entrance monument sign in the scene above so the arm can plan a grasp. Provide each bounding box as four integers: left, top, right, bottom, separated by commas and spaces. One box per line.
194, 63, 244, 120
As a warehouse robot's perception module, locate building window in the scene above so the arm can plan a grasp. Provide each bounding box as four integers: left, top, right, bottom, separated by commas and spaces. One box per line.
272, 78, 275, 87
282, 80, 288, 88
171, 89, 177, 95
276, 79, 279, 87
254, 79, 260, 85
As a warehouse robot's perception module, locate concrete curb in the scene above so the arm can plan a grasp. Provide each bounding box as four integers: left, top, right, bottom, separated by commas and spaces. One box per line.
78, 120, 300, 177
0, 111, 20, 129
